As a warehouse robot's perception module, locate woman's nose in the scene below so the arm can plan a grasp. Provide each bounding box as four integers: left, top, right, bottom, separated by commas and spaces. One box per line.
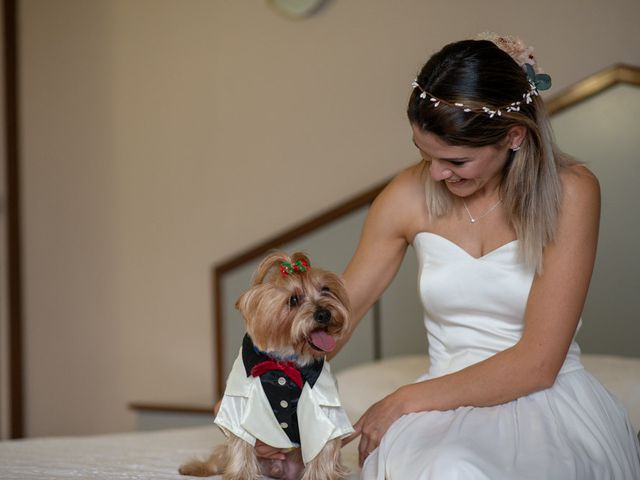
429, 160, 453, 181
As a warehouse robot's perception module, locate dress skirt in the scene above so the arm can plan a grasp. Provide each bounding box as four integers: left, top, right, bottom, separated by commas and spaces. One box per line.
361, 368, 640, 479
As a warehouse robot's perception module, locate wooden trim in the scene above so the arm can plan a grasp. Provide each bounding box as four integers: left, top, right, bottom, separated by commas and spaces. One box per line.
546, 64, 640, 115
213, 265, 223, 398
212, 180, 388, 397
129, 402, 214, 415
372, 301, 382, 361
2, 0, 23, 440
214, 181, 389, 275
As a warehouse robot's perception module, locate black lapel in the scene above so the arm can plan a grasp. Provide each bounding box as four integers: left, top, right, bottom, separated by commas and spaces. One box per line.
242, 333, 325, 388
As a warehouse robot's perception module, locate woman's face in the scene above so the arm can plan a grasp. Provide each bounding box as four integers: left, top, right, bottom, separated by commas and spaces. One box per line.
411, 124, 513, 198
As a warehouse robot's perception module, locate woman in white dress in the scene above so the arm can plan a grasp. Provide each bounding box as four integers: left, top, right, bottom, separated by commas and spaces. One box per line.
334, 34, 640, 479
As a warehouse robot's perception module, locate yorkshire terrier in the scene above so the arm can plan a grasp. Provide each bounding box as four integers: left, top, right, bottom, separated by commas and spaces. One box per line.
179, 251, 353, 480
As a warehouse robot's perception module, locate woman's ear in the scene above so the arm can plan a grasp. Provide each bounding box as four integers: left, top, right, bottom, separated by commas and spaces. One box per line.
506, 125, 527, 149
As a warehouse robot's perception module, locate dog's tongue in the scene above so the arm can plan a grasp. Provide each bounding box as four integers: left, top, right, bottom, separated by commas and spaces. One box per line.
310, 330, 336, 352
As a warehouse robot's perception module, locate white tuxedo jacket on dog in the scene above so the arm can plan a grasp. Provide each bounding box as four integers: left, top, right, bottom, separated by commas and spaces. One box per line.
215, 346, 354, 464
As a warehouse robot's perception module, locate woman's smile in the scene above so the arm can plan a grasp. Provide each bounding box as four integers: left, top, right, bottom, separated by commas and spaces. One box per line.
411, 124, 510, 198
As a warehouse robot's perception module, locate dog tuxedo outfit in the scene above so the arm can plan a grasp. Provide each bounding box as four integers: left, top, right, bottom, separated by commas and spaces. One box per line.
214, 335, 354, 464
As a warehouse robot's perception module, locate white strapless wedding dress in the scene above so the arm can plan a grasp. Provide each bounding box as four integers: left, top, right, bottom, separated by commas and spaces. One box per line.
361, 232, 640, 479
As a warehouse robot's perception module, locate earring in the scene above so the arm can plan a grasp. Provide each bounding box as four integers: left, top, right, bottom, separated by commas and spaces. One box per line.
511, 144, 521, 151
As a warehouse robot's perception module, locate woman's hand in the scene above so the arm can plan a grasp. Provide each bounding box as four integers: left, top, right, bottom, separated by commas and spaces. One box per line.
343, 388, 410, 467
255, 439, 286, 461
255, 441, 305, 480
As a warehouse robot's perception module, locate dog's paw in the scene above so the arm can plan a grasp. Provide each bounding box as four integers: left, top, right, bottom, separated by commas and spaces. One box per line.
178, 459, 218, 477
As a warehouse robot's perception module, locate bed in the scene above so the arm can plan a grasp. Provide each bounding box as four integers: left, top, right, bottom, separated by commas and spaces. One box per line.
1, 353, 638, 479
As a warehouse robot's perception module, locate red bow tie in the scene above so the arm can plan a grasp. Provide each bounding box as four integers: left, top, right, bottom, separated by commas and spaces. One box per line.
250, 360, 303, 389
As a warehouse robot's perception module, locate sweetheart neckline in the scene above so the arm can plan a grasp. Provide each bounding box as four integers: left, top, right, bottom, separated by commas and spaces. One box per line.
413, 231, 518, 260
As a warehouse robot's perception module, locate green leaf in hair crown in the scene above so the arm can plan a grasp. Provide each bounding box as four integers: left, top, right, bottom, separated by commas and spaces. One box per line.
525, 63, 552, 91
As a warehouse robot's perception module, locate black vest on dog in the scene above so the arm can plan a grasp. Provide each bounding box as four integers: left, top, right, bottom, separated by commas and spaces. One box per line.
242, 334, 324, 444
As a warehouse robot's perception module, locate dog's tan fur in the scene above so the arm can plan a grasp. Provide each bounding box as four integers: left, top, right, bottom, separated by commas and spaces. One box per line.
179, 251, 351, 480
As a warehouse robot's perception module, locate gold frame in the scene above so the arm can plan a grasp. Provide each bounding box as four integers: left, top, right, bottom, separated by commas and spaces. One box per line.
546, 64, 640, 115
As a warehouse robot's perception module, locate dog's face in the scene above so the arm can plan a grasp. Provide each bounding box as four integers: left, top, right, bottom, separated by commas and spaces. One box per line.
235, 251, 351, 366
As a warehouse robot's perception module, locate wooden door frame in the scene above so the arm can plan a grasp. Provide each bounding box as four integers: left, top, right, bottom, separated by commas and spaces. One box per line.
2, 0, 23, 439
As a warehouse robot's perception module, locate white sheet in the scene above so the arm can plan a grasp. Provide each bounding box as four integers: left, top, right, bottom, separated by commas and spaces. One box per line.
1, 353, 636, 479
0, 426, 218, 479
0, 425, 360, 479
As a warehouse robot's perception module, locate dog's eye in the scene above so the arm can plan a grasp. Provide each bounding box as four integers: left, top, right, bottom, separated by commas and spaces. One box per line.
289, 295, 299, 307
321, 287, 331, 296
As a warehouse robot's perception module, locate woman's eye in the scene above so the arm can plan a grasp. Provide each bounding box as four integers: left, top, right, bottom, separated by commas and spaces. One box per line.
289, 295, 299, 307
449, 160, 466, 166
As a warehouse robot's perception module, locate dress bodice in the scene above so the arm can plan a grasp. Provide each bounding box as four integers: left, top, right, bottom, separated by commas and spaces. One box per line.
413, 232, 582, 379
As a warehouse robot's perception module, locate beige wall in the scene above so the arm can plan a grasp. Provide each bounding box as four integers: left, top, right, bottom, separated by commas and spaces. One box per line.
551, 85, 640, 357
19, 0, 640, 437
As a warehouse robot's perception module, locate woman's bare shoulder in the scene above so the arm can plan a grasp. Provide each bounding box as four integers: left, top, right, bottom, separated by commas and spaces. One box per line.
385, 162, 427, 192
379, 162, 428, 207
553, 164, 600, 245
368, 162, 429, 242
559, 164, 600, 205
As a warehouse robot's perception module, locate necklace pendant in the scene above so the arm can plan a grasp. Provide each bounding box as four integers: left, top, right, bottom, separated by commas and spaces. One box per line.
462, 198, 502, 225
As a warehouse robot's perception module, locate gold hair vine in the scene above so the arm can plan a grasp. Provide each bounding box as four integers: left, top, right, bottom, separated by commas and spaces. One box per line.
411, 80, 538, 119
411, 33, 551, 119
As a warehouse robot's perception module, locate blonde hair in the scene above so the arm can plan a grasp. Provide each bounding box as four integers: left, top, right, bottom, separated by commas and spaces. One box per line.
420, 97, 576, 272
408, 40, 577, 272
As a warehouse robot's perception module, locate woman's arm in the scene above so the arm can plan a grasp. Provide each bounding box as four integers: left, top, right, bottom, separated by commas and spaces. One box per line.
347, 165, 601, 465
329, 165, 428, 360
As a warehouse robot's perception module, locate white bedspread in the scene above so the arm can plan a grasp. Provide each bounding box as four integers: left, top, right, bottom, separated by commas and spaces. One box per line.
0, 425, 360, 479
1, 353, 636, 479
0, 426, 220, 479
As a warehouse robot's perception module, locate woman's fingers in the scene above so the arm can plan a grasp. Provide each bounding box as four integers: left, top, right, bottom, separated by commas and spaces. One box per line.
357, 421, 379, 468
358, 427, 382, 467
344, 413, 377, 466
358, 437, 368, 467
341, 417, 363, 446
213, 399, 222, 416
352, 408, 387, 466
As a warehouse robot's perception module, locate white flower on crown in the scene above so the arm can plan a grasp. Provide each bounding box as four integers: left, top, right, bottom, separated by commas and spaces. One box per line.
476, 32, 544, 74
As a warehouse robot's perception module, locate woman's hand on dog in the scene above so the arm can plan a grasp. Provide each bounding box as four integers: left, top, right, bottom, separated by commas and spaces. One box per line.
255, 439, 287, 461
343, 387, 410, 467
214, 398, 297, 476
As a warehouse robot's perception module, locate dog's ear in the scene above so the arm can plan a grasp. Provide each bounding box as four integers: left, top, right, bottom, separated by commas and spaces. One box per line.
251, 250, 290, 285
235, 283, 272, 319
235, 282, 288, 342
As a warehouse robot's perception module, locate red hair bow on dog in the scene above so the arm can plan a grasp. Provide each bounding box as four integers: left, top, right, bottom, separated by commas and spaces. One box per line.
280, 260, 310, 276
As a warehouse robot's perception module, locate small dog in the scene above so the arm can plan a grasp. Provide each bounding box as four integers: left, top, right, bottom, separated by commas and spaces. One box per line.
180, 251, 353, 480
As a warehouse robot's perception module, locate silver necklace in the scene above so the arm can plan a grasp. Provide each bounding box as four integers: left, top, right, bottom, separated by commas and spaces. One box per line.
462, 198, 502, 224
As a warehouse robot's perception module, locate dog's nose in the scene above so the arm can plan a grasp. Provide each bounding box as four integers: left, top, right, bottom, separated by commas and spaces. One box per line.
314, 307, 331, 325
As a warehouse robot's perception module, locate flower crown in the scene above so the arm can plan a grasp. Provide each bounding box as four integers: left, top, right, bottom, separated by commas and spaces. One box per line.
412, 33, 552, 118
